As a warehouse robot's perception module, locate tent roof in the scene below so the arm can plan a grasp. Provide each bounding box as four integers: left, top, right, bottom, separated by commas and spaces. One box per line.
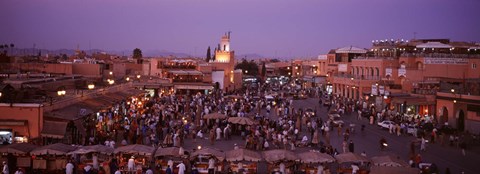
41, 120, 68, 139
336, 46, 367, 54
416, 42, 452, 48
30, 143, 77, 156
0, 143, 38, 155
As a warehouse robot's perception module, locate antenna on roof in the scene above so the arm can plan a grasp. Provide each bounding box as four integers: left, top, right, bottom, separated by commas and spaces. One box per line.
228, 31, 231, 39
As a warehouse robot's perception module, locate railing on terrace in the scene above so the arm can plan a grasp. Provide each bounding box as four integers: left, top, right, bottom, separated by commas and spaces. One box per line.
400, 53, 479, 58
333, 74, 381, 80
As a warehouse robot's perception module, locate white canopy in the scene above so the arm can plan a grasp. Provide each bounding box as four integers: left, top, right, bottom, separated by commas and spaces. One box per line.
416, 42, 452, 48
336, 46, 367, 54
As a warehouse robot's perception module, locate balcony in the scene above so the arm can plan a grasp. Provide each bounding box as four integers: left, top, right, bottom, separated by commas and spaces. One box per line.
333, 74, 381, 80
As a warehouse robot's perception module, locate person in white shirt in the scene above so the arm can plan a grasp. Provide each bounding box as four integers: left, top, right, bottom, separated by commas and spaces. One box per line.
167, 159, 174, 169
65, 161, 74, 174
316, 164, 324, 174
92, 153, 99, 170
279, 162, 285, 174
216, 127, 222, 140
13, 168, 23, 174
351, 164, 359, 174
3, 161, 9, 174
146, 169, 153, 174
127, 156, 135, 172
176, 162, 186, 174
208, 157, 216, 174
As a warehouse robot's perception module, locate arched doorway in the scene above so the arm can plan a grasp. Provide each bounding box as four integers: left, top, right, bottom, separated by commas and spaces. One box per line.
441, 107, 448, 124
457, 110, 465, 132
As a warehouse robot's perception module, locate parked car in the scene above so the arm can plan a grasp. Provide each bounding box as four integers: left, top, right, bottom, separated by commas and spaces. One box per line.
293, 94, 307, 100
377, 120, 394, 129
323, 100, 332, 106
407, 124, 418, 136
329, 114, 344, 126
361, 109, 372, 118
305, 108, 315, 117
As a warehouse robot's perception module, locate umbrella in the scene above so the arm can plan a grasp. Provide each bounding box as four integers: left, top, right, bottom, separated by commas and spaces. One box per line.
226, 148, 262, 162
224, 95, 243, 99
0, 143, 38, 155
30, 143, 77, 156
370, 166, 420, 174
298, 151, 335, 164
262, 149, 298, 163
371, 155, 408, 167
67, 145, 114, 155
334, 152, 370, 164
114, 144, 155, 156
154, 147, 183, 158
203, 113, 227, 120
227, 117, 257, 125
190, 148, 225, 161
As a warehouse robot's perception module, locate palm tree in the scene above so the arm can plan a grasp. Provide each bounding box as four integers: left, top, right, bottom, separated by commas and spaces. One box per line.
10, 44, 14, 55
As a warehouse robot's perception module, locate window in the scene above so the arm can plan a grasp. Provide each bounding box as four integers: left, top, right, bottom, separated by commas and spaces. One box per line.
473, 63, 477, 69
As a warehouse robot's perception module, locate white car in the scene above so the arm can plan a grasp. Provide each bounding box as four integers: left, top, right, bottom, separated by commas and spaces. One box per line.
407, 124, 418, 136
329, 114, 344, 126
377, 120, 394, 129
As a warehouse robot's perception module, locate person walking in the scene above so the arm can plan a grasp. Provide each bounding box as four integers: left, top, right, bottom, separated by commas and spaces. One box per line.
2, 161, 9, 174
460, 140, 467, 156
177, 162, 186, 174
66, 161, 74, 174
420, 137, 427, 152
348, 140, 355, 153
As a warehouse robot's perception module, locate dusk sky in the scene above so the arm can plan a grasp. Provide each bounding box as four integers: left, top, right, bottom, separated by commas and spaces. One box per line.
1, 0, 479, 58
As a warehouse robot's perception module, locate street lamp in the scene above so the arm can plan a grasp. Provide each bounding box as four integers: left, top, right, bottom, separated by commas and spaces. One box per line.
126, 77, 130, 81
88, 84, 95, 90
451, 88, 455, 93
136, 75, 141, 79
109, 71, 113, 75
108, 79, 115, 85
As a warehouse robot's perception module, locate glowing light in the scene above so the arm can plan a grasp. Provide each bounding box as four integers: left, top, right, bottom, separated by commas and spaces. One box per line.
88, 84, 95, 90
109, 71, 113, 75
126, 77, 130, 81
197, 145, 202, 150
136, 75, 141, 79
453, 100, 457, 103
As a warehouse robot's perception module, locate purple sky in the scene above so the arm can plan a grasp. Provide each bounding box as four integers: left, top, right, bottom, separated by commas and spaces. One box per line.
1, 0, 479, 58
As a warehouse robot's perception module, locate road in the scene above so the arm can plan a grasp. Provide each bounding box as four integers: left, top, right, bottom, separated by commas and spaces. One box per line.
182, 97, 478, 173
292, 98, 478, 174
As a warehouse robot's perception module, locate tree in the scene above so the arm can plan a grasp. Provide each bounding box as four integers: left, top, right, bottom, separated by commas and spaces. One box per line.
206, 46, 211, 62
270, 58, 280, 63
261, 62, 266, 77
133, 48, 142, 59
235, 58, 259, 76
212, 48, 216, 61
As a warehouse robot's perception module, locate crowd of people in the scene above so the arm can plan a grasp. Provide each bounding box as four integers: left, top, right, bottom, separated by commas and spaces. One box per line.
2, 82, 477, 174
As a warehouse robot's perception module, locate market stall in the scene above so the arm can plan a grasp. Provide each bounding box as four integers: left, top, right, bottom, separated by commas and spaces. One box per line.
68, 145, 114, 172
154, 147, 187, 174
370, 166, 420, 174
262, 149, 298, 174
30, 143, 77, 173
298, 151, 335, 173
226, 148, 262, 174
370, 155, 408, 167
190, 147, 225, 174
334, 152, 370, 174
227, 117, 257, 126
114, 144, 155, 173
0, 143, 38, 172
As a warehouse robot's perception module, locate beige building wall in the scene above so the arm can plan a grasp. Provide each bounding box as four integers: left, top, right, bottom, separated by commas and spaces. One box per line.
72, 64, 102, 78
0, 103, 44, 140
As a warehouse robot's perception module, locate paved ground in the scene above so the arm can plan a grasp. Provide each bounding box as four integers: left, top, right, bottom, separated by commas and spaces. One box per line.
182, 97, 479, 174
